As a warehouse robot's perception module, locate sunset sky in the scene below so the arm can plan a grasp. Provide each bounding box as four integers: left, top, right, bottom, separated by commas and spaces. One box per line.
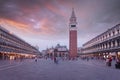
0, 0, 120, 51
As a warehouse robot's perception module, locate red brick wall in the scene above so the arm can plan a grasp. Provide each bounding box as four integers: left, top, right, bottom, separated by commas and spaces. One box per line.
69, 30, 77, 58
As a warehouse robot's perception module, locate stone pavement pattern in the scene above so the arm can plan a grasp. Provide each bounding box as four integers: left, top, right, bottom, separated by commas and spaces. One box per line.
0, 59, 120, 80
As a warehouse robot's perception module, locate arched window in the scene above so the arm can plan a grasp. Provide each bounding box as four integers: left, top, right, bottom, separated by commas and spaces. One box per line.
109, 33, 111, 37
113, 31, 115, 36
117, 29, 119, 34
105, 34, 107, 38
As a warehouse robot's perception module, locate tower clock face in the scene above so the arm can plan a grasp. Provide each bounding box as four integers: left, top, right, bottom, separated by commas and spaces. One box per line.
71, 25, 76, 27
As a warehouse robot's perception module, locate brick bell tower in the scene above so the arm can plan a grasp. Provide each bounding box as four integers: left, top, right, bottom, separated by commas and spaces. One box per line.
69, 8, 77, 59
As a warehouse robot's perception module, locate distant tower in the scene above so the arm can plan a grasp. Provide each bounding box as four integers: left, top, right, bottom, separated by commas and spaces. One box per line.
69, 8, 77, 59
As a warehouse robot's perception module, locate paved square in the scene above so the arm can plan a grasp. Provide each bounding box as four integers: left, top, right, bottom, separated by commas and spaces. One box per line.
0, 59, 120, 80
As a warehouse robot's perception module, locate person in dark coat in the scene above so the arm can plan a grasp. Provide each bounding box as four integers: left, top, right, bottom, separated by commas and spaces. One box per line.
115, 57, 120, 68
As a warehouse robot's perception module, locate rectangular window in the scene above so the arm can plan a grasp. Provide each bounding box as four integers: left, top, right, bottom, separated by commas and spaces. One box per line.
71, 25, 76, 27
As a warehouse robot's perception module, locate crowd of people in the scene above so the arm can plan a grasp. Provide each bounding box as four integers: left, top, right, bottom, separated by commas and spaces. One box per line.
104, 56, 120, 68
80, 55, 120, 69
35, 54, 120, 69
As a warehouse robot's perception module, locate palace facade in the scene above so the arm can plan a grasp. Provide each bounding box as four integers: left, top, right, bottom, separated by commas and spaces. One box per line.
82, 24, 120, 58
0, 25, 40, 60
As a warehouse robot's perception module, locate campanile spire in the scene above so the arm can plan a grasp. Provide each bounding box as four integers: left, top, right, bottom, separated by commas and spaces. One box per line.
71, 8, 76, 18
69, 8, 77, 26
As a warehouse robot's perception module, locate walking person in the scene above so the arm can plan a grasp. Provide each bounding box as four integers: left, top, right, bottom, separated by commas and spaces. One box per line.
35, 57, 37, 62
54, 57, 58, 64
53, 48, 58, 64
54, 57, 56, 63
108, 57, 112, 66
106, 56, 112, 66
106, 57, 109, 66
87, 57, 89, 61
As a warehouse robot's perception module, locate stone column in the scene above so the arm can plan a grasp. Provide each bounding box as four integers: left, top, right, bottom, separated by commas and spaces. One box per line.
100, 44, 102, 49
106, 43, 107, 49
111, 41, 113, 48
108, 42, 110, 48
115, 40, 118, 47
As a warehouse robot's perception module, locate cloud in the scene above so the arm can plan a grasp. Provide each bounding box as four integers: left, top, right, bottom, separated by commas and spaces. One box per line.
0, 0, 120, 50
